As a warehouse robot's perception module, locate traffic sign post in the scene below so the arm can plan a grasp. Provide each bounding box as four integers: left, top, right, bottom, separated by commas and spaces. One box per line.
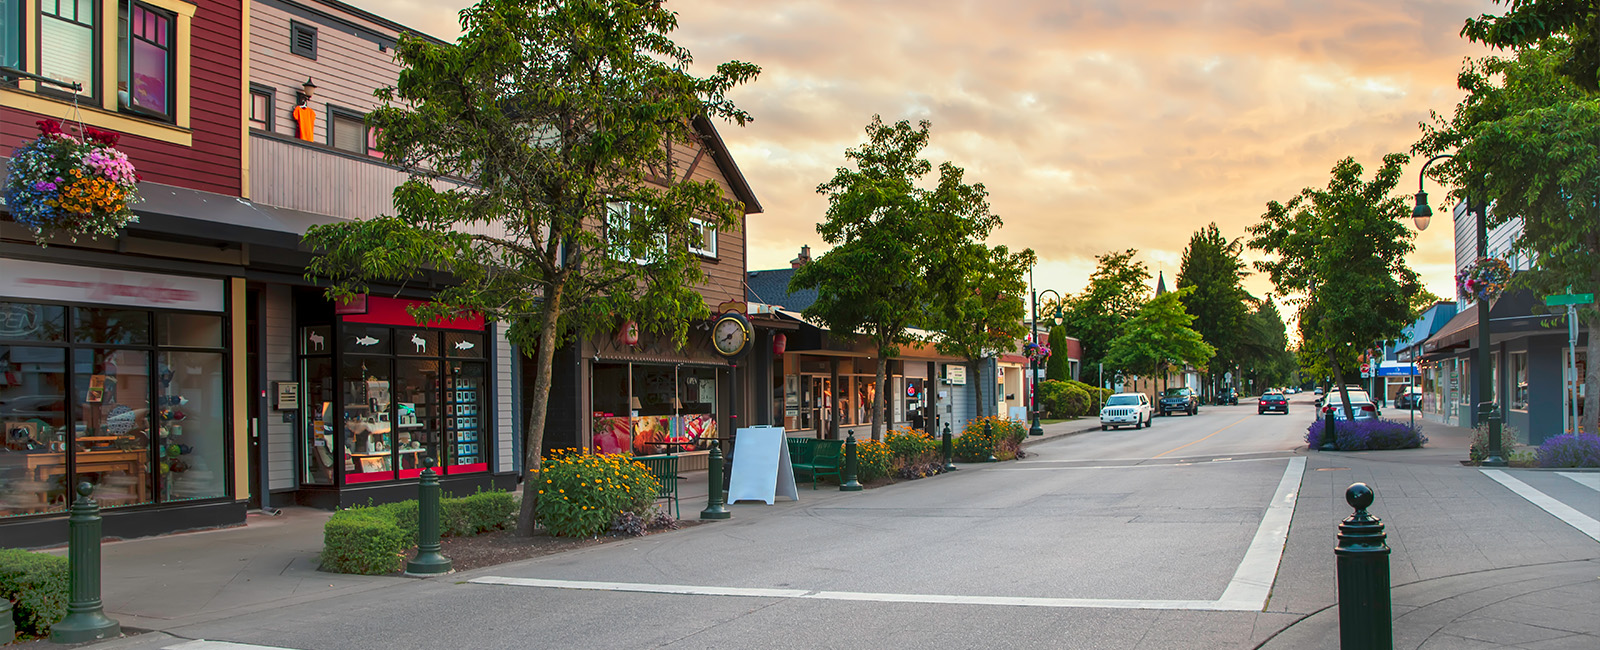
1545, 291, 1593, 435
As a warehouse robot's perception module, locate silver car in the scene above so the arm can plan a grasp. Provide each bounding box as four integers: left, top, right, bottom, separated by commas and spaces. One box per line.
1320, 390, 1380, 421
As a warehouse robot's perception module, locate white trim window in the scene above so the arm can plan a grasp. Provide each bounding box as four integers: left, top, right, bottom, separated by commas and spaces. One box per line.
606, 202, 665, 265
687, 217, 717, 258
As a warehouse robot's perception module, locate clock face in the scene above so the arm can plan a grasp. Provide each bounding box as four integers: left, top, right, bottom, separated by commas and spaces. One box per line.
713, 316, 748, 356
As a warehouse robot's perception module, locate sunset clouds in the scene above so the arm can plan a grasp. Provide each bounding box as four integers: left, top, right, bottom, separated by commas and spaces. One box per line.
355, 0, 1502, 306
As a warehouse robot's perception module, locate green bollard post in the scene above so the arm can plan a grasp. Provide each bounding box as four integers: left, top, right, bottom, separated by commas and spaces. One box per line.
2, 596, 13, 645
405, 458, 452, 576
700, 444, 730, 519
1336, 483, 1392, 650
51, 483, 119, 645
983, 420, 999, 462
840, 433, 863, 491
1320, 408, 1339, 451
942, 422, 956, 472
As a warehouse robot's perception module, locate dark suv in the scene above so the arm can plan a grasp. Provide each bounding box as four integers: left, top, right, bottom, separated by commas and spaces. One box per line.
1159, 387, 1199, 416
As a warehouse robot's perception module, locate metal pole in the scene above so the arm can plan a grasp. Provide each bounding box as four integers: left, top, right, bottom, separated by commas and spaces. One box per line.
1336, 483, 1393, 650
405, 458, 452, 576
1474, 198, 1506, 466
700, 444, 730, 519
1569, 303, 1580, 434
840, 433, 863, 491
941, 422, 956, 471
983, 419, 998, 462
51, 483, 119, 644
1029, 267, 1043, 437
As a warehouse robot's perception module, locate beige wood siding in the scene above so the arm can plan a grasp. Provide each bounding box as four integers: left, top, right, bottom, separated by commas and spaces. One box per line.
264, 284, 296, 491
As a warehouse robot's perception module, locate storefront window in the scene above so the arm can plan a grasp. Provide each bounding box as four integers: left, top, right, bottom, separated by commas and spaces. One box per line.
158, 351, 226, 501
302, 356, 334, 485
444, 361, 485, 472
1511, 352, 1528, 411
1, 346, 68, 517
592, 363, 631, 454
158, 313, 223, 348
342, 355, 394, 483
630, 364, 674, 454
74, 348, 154, 508
395, 359, 441, 477
74, 308, 150, 345
679, 367, 717, 450
0, 302, 65, 341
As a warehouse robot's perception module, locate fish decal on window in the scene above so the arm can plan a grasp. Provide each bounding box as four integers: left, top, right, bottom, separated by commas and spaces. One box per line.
454, 340, 475, 351
355, 335, 379, 346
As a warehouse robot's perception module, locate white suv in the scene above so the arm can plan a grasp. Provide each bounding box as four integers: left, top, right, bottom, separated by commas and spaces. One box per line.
1100, 393, 1153, 430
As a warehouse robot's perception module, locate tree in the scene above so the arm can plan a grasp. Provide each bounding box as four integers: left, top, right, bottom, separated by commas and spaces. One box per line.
301, 0, 759, 536
1462, 2, 1600, 92
1059, 250, 1151, 375
1248, 155, 1421, 420
1238, 299, 1296, 391
930, 243, 1034, 424
1102, 287, 1216, 395
1044, 324, 1070, 382
792, 117, 1002, 440
1416, 40, 1600, 434
1175, 223, 1253, 400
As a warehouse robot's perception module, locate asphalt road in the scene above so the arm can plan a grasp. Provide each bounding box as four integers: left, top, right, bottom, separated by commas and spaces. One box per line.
117, 397, 1329, 650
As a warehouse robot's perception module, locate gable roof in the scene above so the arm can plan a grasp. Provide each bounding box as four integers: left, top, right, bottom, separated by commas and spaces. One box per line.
693, 115, 763, 214
747, 267, 817, 312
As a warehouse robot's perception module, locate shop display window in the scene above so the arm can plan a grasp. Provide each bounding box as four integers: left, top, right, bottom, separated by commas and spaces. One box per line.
1512, 352, 1529, 411
1, 347, 68, 517
302, 357, 335, 485
444, 361, 486, 472
157, 314, 223, 348
0, 303, 65, 341
157, 351, 226, 501
73, 308, 151, 345
342, 356, 394, 483
395, 359, 441, 477
591, 362, 724, 455
74, 349, 154, 508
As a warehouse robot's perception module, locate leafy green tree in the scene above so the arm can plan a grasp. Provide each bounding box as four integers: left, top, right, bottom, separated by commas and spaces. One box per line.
1060, 250, 1151, 374
1238, 299, 1296, 391
1416, 40, 1600, 434
793, 117, 1006, 440
1103, 287, 1216, 395
1462, 2, 1600, 92
301, 0, 758, 536
1248, 155, 1421, 419
931, 243, 1034, 424
1175, 222, 1253, 399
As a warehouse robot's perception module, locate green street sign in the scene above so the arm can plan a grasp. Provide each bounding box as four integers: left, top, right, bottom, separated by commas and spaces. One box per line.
1544, 293, 1595, 307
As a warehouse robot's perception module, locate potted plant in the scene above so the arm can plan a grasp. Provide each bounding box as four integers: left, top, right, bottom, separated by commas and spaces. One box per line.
4, 120, 141, 244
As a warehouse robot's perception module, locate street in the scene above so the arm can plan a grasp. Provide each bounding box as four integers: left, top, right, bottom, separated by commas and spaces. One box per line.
84, 394, 1600, 650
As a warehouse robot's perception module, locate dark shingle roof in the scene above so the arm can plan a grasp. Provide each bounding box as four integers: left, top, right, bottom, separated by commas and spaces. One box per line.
747, 268, 818, 312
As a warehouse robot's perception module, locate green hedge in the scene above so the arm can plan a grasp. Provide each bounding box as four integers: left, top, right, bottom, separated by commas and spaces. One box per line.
321, 490, 518, 575
0, 548, 69, 638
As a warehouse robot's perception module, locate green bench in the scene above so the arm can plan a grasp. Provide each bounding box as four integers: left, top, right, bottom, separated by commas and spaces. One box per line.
632, 454, 680, 518
788, 438, 842, 489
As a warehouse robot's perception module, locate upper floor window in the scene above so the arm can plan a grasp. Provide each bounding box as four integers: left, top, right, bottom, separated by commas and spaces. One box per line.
366, 126, 383, 159
606, 202, 665, 265
687, 218, 717, 258
39, 0, 97, 97
1, 0, 22, 74
119, 0, 174, 119
329, 109, 365, 154
248, 84, 273, 131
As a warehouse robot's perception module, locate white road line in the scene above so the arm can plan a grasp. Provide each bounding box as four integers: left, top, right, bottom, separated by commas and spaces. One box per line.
1483, 470, 1600, 543
473, 457, 1307, 613
165, 641, 300, 650
995, 457, 1283, 471
1559, 472, 1600, 493
1217, 456, 1304, 609
467, 576, 1256, 611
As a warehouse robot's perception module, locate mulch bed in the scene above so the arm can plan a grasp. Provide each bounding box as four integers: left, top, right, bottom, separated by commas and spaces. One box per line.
403, 521, 707, 573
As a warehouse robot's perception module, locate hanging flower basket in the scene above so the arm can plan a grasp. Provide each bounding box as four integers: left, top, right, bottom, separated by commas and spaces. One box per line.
1456, 257, 1511, 302
1024, 342, 1052, 359
4, 120, 141, 244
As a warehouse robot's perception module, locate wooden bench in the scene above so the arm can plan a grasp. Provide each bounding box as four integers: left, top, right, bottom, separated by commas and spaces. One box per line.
632, 454, 680, 518
789, 438, 842, 489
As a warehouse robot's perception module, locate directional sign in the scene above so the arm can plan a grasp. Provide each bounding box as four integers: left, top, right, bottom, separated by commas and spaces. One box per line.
1544, 293, 1595, 307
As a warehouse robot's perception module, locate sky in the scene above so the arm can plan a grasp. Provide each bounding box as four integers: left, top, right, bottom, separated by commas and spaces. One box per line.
354, 0, 1504, 317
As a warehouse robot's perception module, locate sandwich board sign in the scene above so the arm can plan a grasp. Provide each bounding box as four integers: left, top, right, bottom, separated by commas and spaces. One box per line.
726, 426, 798, 505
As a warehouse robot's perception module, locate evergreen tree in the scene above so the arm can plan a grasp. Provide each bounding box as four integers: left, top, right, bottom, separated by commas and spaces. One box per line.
1175, 223, 1253, 399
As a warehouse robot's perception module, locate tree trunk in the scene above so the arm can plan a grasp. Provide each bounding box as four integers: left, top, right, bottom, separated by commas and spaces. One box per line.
872, 355, 887, 441
1586, 317, 1599, 436
1329, 350, 1356, 422
514, 287, 564, 537
971, 359, 983, 427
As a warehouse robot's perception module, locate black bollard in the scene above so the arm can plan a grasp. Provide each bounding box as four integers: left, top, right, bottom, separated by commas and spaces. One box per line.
405, 457, 452, 576
1336, 483, 1392, 650
942, 422, 956, 472
700, 444, 730, 519
840, 433, 863, 491
983, 420, 998, 462
51, 483, 119, 644
1320, 408, 1339, 451
2, 596, 12, 645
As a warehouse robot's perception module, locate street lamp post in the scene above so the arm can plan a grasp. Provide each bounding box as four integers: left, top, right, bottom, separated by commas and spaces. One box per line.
1414, 154, 1505, 466
1028, 265, 1062, 437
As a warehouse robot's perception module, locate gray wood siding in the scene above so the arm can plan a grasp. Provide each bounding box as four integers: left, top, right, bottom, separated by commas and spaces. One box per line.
496, 321, 515, 473
250, 135, 405, 222
250, 2, 400, 143
265, 284, 297, 490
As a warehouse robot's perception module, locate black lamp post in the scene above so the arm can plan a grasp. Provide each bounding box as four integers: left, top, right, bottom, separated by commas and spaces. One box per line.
1028, 263, 1062, 437
1414, 154, 1505, 466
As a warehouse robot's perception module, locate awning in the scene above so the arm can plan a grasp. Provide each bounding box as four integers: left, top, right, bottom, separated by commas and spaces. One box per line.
1420, 290, 1564, 359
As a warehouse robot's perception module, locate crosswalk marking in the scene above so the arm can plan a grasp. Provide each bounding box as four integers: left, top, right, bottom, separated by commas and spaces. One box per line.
1559, 472, 1600, 493
1483, 470, 1600, 543
166, 640, 299, 650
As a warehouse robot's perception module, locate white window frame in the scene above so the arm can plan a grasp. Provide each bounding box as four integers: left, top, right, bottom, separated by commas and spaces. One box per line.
687, 217, 717, 258
605, 202, 665, 265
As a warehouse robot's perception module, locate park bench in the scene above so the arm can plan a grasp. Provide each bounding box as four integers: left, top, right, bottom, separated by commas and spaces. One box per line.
788, 438, 842, 489
632, 454, 680, 518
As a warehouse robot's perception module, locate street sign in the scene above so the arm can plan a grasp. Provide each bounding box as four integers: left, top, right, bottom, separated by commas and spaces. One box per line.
1544, 293, 1594, 307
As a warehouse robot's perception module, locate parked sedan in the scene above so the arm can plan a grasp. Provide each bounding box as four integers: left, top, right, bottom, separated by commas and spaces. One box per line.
1158, 387, 1200, 416
1320, 391, 1380, 421
1258, 391, 1289, 415
1394, 388, 1423, 410
1100, 393, 1153, 430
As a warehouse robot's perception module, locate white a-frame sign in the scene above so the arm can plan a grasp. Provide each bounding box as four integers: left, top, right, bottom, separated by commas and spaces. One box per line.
726, 426, 798, 505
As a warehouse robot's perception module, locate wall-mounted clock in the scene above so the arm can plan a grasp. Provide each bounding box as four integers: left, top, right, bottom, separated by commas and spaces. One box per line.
712, 312, 751, 358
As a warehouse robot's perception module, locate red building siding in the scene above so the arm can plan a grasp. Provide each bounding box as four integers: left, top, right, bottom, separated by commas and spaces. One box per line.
1, 0, 242, 197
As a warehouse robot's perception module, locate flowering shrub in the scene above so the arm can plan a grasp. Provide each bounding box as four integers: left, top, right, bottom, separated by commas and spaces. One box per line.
1456, 257, 1511, 302
536, 449, 658, 538
4, 120, 141, 243
884, 427, 944, 480
1470, 423, 1525, 464
854, 438, 893, 482
1305, 419, 1428, 451
1536, 434, 1600, 468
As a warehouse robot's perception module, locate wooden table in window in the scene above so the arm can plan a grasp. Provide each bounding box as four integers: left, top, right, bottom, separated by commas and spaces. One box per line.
26, 449, 150, 503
